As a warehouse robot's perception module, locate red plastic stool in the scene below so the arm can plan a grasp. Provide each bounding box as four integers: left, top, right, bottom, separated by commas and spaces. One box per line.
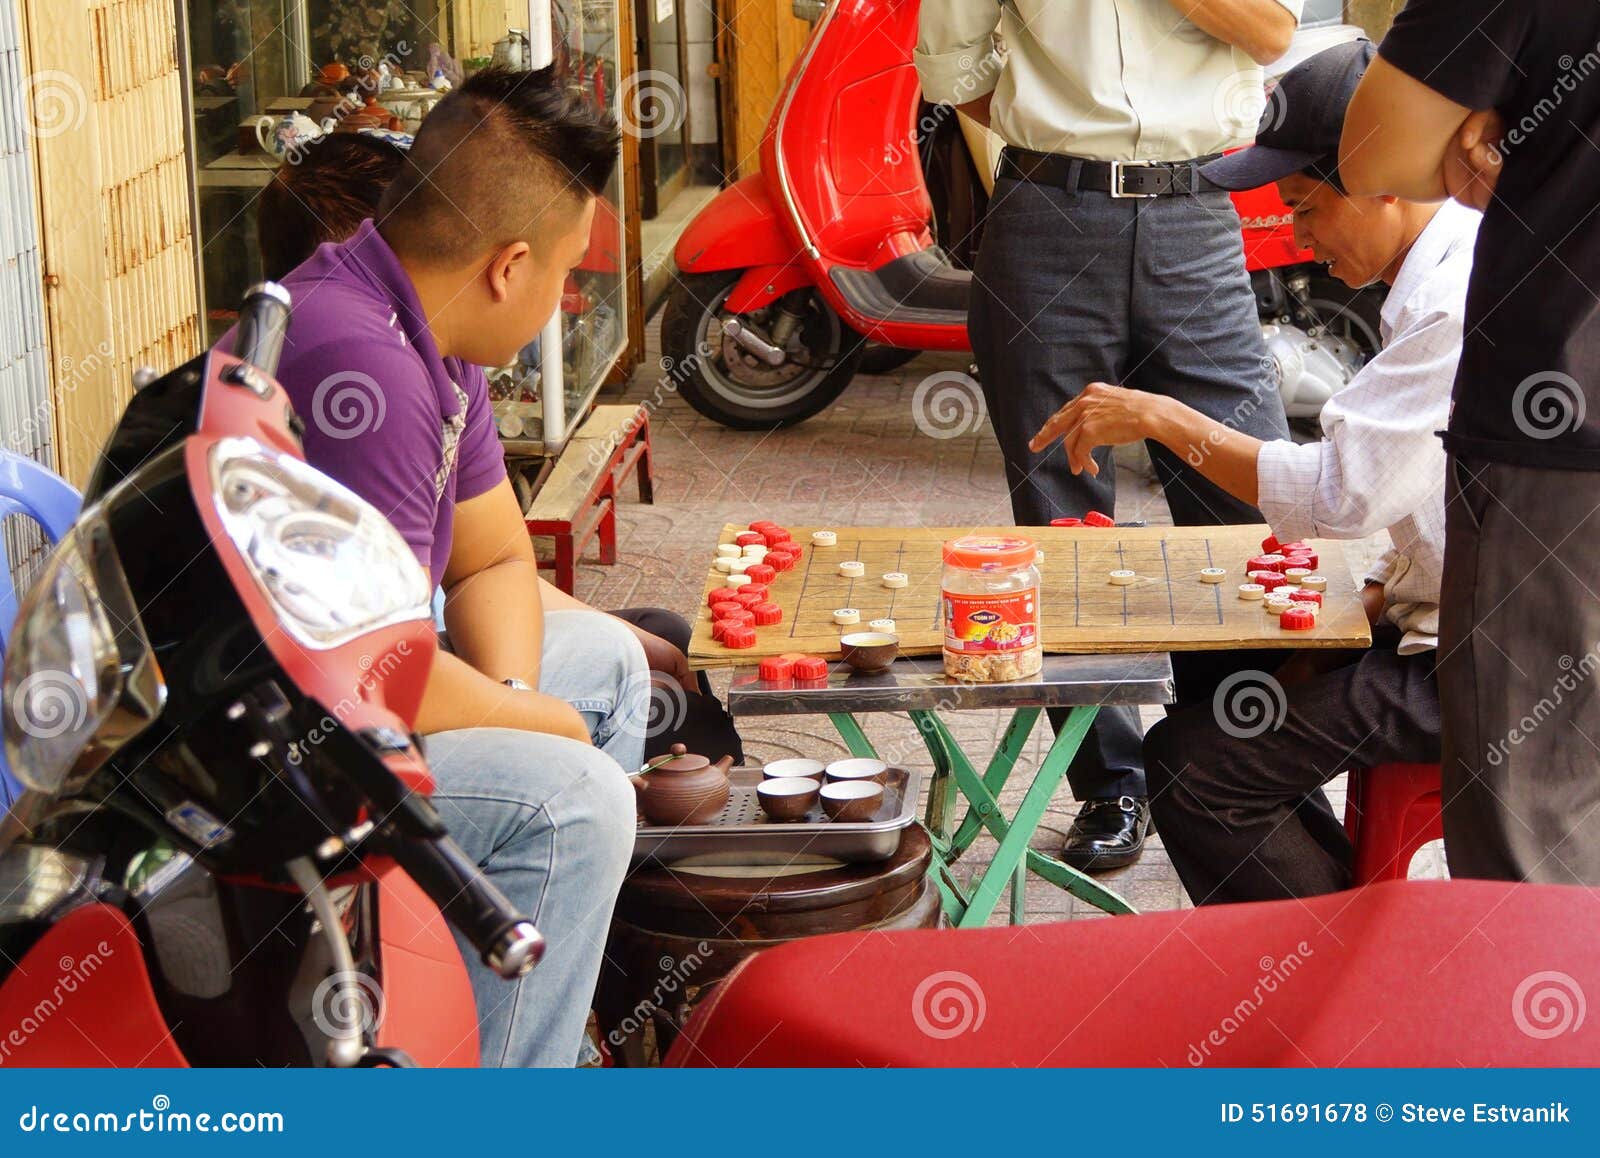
1343, 762, 1443, 884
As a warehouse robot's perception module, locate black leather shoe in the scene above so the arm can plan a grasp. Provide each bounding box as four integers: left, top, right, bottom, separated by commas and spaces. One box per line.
1060, 795, 1149, 872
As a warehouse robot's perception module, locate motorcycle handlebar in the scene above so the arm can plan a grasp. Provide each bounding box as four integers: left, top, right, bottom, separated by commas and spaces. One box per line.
380, 822, 545, 980
231, 282, 293, 379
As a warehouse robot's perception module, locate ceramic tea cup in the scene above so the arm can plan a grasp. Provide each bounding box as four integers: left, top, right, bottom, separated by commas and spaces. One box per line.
757, 777, 820, 822
824, 757, 888, 784
820, 780, 884, 822
839, 631, 899, 674
763, 757, 825, 781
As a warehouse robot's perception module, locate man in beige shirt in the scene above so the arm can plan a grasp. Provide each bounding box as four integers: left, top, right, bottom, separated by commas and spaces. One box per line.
916, 0, 1299, 870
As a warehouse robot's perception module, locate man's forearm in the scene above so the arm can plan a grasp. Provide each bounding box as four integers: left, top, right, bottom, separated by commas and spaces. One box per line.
415, 650, 590, 742
1145, 395, 1264, 507
442, 556, 545, 684
1169, 0, 1294, 64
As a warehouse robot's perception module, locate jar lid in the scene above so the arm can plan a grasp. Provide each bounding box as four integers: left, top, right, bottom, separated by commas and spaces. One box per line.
943, 535, 1037, 569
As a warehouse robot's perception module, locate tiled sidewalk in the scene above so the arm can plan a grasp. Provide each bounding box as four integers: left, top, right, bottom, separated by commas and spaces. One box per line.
575, 324, 1443, 924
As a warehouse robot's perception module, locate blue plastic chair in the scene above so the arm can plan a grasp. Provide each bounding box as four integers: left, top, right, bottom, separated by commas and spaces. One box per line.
0, 450, 82, 810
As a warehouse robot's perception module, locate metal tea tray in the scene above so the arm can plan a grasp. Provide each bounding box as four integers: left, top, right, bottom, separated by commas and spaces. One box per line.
631, 765, 920, 868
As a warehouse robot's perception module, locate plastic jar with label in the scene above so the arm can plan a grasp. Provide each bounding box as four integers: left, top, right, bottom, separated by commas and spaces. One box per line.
940, 535, 1042, 682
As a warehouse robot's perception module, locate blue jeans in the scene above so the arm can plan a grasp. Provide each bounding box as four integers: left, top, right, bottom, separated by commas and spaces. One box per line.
423, 610, 647, 1065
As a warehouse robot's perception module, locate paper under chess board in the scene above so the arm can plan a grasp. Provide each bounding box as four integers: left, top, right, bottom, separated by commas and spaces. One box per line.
688, 524, 1373, 669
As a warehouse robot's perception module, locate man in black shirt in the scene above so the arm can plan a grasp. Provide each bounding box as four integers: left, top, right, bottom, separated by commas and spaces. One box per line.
1339, 0, 1600, 884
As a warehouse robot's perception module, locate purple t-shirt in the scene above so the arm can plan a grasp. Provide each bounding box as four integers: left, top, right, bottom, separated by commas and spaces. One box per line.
219, 220, 506, 585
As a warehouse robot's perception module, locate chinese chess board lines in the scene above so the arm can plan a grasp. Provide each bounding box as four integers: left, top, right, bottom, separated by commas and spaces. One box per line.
687, 524, 1372, 669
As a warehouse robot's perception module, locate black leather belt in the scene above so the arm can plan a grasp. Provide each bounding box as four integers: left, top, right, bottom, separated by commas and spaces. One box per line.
999, 147, 1220, 197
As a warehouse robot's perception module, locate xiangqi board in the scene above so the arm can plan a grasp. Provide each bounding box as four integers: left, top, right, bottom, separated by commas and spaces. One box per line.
688, 524, 1372, 668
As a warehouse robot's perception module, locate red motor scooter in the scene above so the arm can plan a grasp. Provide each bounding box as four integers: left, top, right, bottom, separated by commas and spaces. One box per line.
663, 0, 1381, 430
0, 285, 541, 1067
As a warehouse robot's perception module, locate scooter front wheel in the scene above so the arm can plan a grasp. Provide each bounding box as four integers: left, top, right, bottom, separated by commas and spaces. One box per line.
661, 270, 864, 429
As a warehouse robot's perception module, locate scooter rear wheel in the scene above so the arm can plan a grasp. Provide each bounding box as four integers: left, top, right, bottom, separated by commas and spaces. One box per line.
661, 269, 864, 430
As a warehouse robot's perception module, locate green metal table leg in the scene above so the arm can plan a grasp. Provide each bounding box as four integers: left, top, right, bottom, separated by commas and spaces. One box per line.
1009, 858, 1028, 924
1023, 849, 1136, 915
827, 712, 879, 759
948, 709, 1040, 855
911, 712, 959, 847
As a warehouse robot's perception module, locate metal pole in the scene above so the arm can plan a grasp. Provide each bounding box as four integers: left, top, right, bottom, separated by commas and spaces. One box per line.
528, 0, 567, 449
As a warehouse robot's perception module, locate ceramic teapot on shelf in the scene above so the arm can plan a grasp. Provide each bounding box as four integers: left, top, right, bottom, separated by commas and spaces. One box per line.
255, 111, 325, 159
632, 744, 733, 826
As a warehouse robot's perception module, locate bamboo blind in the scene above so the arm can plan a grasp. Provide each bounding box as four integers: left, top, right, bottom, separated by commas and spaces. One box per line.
1, 0, 56, 592
24, 0, 200, 484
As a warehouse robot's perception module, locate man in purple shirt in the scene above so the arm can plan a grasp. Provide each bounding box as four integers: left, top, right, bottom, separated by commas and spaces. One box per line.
227, 68, 642, 1066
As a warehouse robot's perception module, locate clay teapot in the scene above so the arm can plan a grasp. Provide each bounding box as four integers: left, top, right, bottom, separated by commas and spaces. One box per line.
633, 744, 733, 826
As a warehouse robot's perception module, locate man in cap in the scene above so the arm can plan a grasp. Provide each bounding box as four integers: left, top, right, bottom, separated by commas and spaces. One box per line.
1030, 42, 1479, 903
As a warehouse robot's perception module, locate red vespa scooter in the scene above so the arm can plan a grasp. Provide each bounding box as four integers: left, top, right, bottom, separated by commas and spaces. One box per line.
663, 0, 1381, 430
0, 285, 540, 1067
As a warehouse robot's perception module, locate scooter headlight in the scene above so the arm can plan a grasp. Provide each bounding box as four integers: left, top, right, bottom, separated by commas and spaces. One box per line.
3, 517, 157, 794
208, 438, 432, 649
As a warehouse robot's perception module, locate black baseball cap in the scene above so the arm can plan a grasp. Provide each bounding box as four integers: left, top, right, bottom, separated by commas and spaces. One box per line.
1200, 39, 1377, 192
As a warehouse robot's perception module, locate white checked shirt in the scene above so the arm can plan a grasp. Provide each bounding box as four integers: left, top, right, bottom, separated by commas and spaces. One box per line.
1255, 200, 1481, 654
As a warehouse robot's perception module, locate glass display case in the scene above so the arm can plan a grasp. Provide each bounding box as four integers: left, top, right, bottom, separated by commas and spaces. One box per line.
183, 0, 630, 432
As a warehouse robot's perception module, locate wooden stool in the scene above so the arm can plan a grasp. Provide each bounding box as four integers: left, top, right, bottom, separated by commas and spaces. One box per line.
596, 825, 939, 1065
523, 404, 654, 593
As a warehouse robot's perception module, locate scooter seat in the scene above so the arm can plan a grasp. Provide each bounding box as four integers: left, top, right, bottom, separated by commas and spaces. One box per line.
830, 248, 972, 326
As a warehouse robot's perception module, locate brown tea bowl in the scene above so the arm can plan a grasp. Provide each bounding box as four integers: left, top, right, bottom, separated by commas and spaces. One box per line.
824, 757, 887, 784
762, 757, 825, 781
757, 777, 821, 822
820, 780, 884, 822
840, 631, 899, 674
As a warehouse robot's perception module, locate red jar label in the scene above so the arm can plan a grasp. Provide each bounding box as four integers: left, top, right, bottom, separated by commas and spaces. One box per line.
942, 589, 1038, 653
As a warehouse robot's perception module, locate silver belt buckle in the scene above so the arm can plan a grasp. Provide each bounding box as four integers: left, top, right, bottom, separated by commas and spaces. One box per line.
1109, 160, 1159, 198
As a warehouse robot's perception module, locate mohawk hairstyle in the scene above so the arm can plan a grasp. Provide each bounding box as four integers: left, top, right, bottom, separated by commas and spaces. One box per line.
377, 66, 620, 265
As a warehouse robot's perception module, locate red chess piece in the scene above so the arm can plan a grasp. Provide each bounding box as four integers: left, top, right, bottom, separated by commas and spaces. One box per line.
1288, 590, 1323, 606
792, 655, 829, 679
751, 602, 783, 626
1050, 517, 1084, 527
1250, 571, 1287, 592
1247, 553, 1287, 573
1261, 533, 1283, 553
758, 656, 794, 681
1279, 606, 1316, 631
765, 549, 797, 572
735, 531, 767, 548
709, 599, 743, 619
1084, 510, 1115, 527
723, 625, 758, 649
745, 563, 776, 585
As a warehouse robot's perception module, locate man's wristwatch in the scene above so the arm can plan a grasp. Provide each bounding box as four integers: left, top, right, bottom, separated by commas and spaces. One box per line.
502, 678, 533, 692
